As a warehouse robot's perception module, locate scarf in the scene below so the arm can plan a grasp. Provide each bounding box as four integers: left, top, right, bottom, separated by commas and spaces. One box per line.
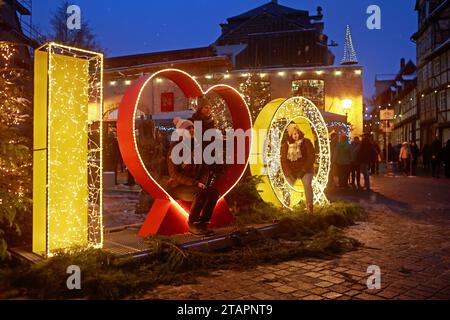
287, 140, 303, 161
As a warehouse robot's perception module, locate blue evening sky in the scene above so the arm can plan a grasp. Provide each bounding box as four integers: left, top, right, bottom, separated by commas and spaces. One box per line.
33, 0, 418, 98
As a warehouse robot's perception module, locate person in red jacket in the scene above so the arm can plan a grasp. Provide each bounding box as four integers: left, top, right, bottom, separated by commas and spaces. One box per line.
281, 123, 316, 213
167, 118, 219, 235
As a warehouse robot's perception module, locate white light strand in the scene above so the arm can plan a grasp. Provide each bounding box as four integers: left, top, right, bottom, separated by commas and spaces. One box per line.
44, 43, 103, 255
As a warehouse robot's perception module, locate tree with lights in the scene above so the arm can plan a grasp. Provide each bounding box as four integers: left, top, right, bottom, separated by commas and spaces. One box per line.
239, 73, 271, 122
205, 94, 233, 132
340, 25, 358, 65
0, 42, 32, 260
48, 0, 103, 52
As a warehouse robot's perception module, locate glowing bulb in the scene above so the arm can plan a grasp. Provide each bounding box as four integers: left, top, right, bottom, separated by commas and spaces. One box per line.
341, 99, 353, 110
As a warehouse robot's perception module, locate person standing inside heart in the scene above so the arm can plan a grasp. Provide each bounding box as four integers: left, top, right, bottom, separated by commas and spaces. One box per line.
190, 97, 223, 181
167, 117, 220, 236
191, 97, 216, 133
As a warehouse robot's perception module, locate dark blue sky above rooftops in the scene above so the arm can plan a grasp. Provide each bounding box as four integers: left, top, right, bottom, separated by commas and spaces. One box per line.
33, 0, 417, 99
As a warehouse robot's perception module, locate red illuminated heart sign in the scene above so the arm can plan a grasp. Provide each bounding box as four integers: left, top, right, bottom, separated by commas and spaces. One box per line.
117, 69, 252, 236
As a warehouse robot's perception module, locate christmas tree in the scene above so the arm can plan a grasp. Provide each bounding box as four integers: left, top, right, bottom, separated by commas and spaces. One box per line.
206, 93, 233, 133
340, 25, 359, 65
0, 42, 32, 260
239, 73, 271, 121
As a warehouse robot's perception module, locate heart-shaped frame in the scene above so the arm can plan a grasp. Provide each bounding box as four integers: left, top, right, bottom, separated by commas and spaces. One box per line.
117, 69, 252, 236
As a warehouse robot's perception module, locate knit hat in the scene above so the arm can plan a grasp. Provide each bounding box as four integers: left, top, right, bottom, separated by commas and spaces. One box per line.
287, 123, 301, 137
173, 118, 194, 130
195, 97, 211, 112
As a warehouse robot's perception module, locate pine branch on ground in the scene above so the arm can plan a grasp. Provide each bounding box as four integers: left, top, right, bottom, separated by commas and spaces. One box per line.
0, 202, 365, 299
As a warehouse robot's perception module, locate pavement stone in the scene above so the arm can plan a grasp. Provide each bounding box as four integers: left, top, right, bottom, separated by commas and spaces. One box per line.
137, 176, 450, 300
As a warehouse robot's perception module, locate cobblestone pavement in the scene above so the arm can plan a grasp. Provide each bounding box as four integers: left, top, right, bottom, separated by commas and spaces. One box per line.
141, 175, 450, 300
103, 188, 144, 229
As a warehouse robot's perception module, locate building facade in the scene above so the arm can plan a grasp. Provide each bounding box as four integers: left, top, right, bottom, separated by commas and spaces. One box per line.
413, 0, 450, 145
103, 1, 363, 136
0, 0, 39, 66
373, 59, 419, 147
371, 0, 449, 150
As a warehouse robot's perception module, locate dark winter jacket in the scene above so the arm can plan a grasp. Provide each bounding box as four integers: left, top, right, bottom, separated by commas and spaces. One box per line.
443, 141, 450, 164
281, 138, 315, 179
357, 138, 376, 164
167, 142, 209, 188
431, 139, 442, 162
190, 112, 216, 134
334, 141, 352, 165
350, 141, 361, 164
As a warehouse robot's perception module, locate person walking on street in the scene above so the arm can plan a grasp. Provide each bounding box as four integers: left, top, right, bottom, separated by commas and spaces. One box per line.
410, 141, 420, 176
399, 142, 411, 176
357, 134, 375, 191
350, 136, 361, 189
394, 143, 401, 174
334, 134, 352, 188
431, 137, 442, 178
327, 132, 338, 190
443, 139, 450, 179
422, 143, 431, 173
371, 141, 381, 175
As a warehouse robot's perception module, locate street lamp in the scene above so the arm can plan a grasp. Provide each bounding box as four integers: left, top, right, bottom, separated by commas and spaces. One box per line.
341, 99, 353, 123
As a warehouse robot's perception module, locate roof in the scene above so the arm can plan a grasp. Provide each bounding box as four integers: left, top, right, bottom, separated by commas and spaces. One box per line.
216, 1, 316, 45
412, 0, 449, 40
375, 74, 396, 82
402, 74, 417, 81
3, 0, 31, 15
106, 47, 217, 69
227, 1, 308, 21
104, 55, 232, 79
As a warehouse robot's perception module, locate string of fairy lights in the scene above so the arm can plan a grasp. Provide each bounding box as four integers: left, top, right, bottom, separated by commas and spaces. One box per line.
109, 69, 363, 88
43, 43, 103, 255
328, 121, 352, 141
0, 41, 32, 214
266, 97, 330, 210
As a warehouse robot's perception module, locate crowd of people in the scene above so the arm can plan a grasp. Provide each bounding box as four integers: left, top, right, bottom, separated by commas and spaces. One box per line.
329, 132, 381, 191
328, 133, 450, 190
385, 137, 450, 178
